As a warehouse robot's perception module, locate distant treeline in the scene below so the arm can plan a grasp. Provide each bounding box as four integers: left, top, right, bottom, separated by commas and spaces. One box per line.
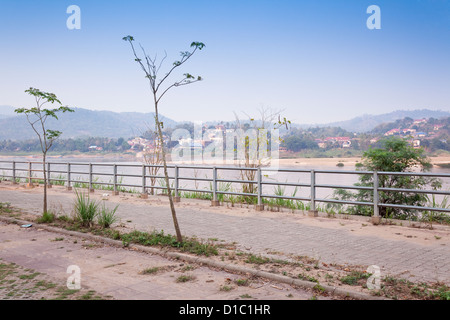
0, 137, 130, 153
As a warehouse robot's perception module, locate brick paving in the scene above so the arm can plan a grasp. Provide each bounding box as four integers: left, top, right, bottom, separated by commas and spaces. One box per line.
1, 184, 449, 286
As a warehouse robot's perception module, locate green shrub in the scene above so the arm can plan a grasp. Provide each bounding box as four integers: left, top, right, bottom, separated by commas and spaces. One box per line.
37, 211, 56, 223
74, 190, 99, 227
97, 204, 119, 228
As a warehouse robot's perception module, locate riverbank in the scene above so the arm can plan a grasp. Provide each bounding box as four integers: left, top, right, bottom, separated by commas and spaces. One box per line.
1, 153, 449, 168
278, 156, 450, 168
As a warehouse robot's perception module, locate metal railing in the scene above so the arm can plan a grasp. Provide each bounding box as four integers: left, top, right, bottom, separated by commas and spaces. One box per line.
1, 160, 450, 218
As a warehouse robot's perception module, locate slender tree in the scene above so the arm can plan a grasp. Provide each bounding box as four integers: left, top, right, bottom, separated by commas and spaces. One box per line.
15, 88, 74, 214
123, 36, 205, 242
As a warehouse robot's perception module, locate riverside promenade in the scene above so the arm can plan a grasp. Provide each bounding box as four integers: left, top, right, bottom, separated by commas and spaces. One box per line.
0, 182, 449, 294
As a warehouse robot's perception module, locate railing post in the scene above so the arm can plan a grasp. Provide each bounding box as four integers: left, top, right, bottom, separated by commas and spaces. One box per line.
372, 171, 381, 225
47, 162, 52, 188
141, 164, 148, 199
66, 163, 72, 190
12, 161, 17, 184
173, 165, 180, 202
89, 163, 94, 193
211, 166, 219, 206
308, 169, 318, 217
113, 164, 119, 195
26, 162, 34, 188
255, 167, 264, 211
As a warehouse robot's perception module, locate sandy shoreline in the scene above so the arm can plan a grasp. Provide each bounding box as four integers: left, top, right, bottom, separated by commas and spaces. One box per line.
0, 154, 449, 168
278, 156, 450, 166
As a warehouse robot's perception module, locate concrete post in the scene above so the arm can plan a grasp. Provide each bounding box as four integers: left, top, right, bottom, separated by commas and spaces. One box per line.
211, 166, 220, 206
141, 164, 148, 199
371, 171, 381, 225
26, 162, 34, 188
12, 161, 17, 184
173, 165, 180, 203
308, 169, 318, 217
113, 164, 119, 195
66, 163, 72, 190
89, 163, 94, 193
255, 167, 264, 211
47, 162, 52, 188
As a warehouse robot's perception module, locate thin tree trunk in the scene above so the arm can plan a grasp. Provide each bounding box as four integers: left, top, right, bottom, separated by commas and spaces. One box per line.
154, 101, 182, 242
43, 153, 47, 214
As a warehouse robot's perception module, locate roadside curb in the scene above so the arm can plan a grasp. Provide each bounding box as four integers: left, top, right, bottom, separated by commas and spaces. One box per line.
0, 215, 389, 300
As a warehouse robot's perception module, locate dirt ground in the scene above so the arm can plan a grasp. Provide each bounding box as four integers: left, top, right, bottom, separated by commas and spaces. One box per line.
0, 220, 327, 300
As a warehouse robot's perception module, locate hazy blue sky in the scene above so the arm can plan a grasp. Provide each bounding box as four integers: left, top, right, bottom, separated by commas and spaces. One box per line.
1, 0, 449, 125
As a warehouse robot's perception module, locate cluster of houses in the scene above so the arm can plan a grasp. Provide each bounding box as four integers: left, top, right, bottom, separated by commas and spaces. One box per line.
311, 118, 446, 150
383, 118, 445, 148
315, 137, 352, 149
126, 125, 227, 156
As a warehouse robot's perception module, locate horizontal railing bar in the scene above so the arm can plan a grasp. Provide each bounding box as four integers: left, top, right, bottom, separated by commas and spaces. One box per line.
144, 175, 173, 179
115, 174, 142, 178
315, 198, 374, 206
315, 184, 373, 191
378, 187, 450, 195
86, 181, 111, 186
218, 166, 258, 171
379, 203, 450, 213
261, 181, 310, 187
91, 172, 115, 177
217, 178, 257, 184
314, 170, 373, 175
179, 188, 213, 193
262, 168, 311, 173
176, 165, 214, 170
115, 183, 141, 188
216, 191, 257, 197
67, 171, 90, 175
378, 171, 450, 178
46, 162, 116, 167
260, 194, 311, 201
178, 177, 212, 182
136, 185, 165, 190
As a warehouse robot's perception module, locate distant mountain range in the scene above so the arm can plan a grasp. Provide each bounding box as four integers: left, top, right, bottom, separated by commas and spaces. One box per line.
0, 105, 449, 140
0, 106, 177, 140
303, 109, 450, 133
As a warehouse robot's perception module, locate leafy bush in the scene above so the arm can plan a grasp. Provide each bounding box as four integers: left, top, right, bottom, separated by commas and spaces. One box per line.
332, 137, 442, 220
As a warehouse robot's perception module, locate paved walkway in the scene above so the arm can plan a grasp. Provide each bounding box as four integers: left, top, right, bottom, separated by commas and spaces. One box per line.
1, 183, 449, 286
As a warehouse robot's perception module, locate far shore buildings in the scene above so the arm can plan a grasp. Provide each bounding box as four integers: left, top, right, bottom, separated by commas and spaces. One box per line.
315, 137, 352, 148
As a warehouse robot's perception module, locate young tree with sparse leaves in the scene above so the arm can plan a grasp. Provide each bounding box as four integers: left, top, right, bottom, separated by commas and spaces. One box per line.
15, 87, 74, 215
123, 36, 205, 242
